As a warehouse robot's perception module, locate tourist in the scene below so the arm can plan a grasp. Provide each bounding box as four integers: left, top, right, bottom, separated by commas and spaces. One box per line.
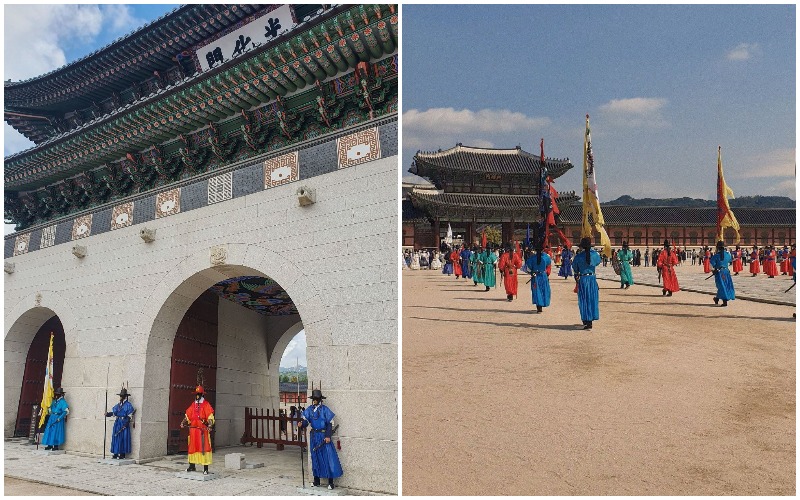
572, 237, 601, 330
657, 240, 680, 297
644, 247, 650, 267
299, 389, 343, 490
498, 242, 522, 301
617, 241, 634, 289
764, 245, 778, 278
41, 387, 69, 451
442, 246, 453, 275
430, 250, 442, 271
731, 245, 743, 276
691, 249, 697, 266
180, 385, 215, 475
558, 245, 573, 279
525, 242, 551, 313
105, 387, 135, 459
460, 244, 472, 280
482, 243, 498, 292
749, 245, 761, 276
710, 241, 735, 307
419, 251, 428, 269
410, 251, 421, 270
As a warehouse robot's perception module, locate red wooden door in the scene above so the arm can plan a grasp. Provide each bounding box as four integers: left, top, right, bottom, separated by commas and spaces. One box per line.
167, 291, 218, 454
15, 316, 65, 436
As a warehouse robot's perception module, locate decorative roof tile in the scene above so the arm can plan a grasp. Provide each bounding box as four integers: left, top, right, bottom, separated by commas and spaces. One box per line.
559, 205, 796, 227
413, 144, 572, 176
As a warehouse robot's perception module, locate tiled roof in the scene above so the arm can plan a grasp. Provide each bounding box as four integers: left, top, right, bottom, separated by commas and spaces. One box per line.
279, 382, 308, 393
559, 205, 796, 226
408, 190, 580, 210
402, 199, 429, 221
413, 144, 572, 176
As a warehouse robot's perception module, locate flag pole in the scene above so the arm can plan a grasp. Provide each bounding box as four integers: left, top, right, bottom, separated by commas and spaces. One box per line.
103, 364, 109, 460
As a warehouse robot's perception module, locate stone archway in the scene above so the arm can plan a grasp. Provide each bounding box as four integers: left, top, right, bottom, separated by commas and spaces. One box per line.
134, 243, 328, 460
4, 291, 76, 438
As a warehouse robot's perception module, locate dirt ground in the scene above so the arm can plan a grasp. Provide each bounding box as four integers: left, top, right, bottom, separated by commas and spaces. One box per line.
402, 269, 795, 495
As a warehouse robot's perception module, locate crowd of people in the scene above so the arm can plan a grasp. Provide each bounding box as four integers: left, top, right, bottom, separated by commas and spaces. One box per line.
403, 239, 796, 329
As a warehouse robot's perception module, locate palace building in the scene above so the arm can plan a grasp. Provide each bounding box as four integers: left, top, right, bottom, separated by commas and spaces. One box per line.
403, 144, 795, 250
5, 5, 398, 493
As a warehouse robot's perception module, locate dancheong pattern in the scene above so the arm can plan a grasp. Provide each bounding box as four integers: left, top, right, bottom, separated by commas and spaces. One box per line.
208, 276, 299, 316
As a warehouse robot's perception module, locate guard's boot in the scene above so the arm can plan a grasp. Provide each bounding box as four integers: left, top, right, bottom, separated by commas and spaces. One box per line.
44, 446, 52, 450
313, 476, 321, 487
112, 454, 119, 459
662, 289, 667, 296
722, 300, 728, 307
667, 291, 673, 297
120, 454, 126, 459
536, 305, 543, 313
186, 464, 196, 472
713, 297, 719, 305
583, 321, 593, 330
507, 294, 513, 301
203, 465, 209, 475
485, 286, 490, 292
52, 445, 59, 451
620, 284, 625, 289
328, 478, 335, 490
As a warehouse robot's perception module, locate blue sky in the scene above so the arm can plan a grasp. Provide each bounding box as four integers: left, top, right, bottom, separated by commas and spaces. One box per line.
3, 4, 308, 368
402, 4, 796, 201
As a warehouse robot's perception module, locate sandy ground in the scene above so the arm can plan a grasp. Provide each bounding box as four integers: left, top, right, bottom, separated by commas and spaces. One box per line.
402, 267, 795, 495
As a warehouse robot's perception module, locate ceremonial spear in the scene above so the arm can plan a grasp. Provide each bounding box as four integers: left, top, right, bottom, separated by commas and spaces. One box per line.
103, 364, 109, 460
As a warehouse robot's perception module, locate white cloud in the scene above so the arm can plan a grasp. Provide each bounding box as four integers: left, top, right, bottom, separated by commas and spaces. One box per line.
4, 5, 144, 83
403, 107, 549, 152
766, 179, 796, 198
726, 42, 760, 61
598, 97, 669, 128
279, 330, 307, 368
733, 148, 795, 179
4, 123, 35, 157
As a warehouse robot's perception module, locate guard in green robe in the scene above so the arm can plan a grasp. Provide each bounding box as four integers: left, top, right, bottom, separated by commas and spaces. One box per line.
482, 244, 498, 291
617, 241, 634, 288
470, 246, 484, 286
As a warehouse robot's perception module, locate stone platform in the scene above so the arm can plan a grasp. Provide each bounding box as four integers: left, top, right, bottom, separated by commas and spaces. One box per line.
98, 458, 136, 466
174, 472, 219, 481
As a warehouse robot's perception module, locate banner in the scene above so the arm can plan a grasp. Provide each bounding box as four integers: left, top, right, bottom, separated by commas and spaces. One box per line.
582, 115, 612, 257
38, 333, 55, 428
716, 146, 740, 242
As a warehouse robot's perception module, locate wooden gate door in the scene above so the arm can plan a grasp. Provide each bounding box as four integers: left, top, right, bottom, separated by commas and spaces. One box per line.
167, 291, 218, 454
15, 316, 65, 436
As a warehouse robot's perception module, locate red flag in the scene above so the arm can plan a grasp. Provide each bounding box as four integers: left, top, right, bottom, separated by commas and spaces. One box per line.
481, 230, 487, 248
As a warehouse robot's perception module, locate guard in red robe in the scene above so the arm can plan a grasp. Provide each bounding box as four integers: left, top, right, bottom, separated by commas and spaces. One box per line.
780, 246, 790, 275
764, 246, 779, 278
657, 240, 680, 296
451, 249, 462, 278
703, 247, 711, 273
731, 245, 743, 275
498, 243, 522, 301
749, 246, 761, 276
181, 385, 215, 474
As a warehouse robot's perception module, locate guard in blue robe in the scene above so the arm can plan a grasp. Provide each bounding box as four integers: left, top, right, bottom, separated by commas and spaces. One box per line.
710, 241, 735, 306
106, 387, 135, 459
524, 249, 552, 312
442, 247, 453, 275
41, 387, 69, 449
471, 247, 484, 285
558, 247, 573, 278
300, 390, 343, 489
460, 246, 472, 279
572, 238, 602, 330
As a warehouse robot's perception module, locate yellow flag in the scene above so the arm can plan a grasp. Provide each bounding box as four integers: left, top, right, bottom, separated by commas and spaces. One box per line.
716, 146, 740, 243
582, 115, 612, 257
38, 333, 55, 427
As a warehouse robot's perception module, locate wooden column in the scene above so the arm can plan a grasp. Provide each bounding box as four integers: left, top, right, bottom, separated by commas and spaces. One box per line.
433, 217, 440, 249
467, 220, 474, 247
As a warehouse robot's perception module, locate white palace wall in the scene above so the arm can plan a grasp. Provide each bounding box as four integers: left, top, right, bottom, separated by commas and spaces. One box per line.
3, 152, 398, 493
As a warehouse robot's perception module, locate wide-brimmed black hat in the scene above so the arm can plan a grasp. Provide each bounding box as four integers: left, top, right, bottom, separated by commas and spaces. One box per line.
663, 239, 671, 248
54, 387, 65, 396
309, 389, 326, 400
117, 388, 130, 398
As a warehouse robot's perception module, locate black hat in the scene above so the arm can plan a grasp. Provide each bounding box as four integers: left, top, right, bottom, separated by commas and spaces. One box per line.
309, 389, 326, 401
54, 387, 65, 396
117, 387, 130, 398
716, 240, 725, 250
622, 241, 629, 248
579, 237, 592, 250
663, 239, 670, 248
